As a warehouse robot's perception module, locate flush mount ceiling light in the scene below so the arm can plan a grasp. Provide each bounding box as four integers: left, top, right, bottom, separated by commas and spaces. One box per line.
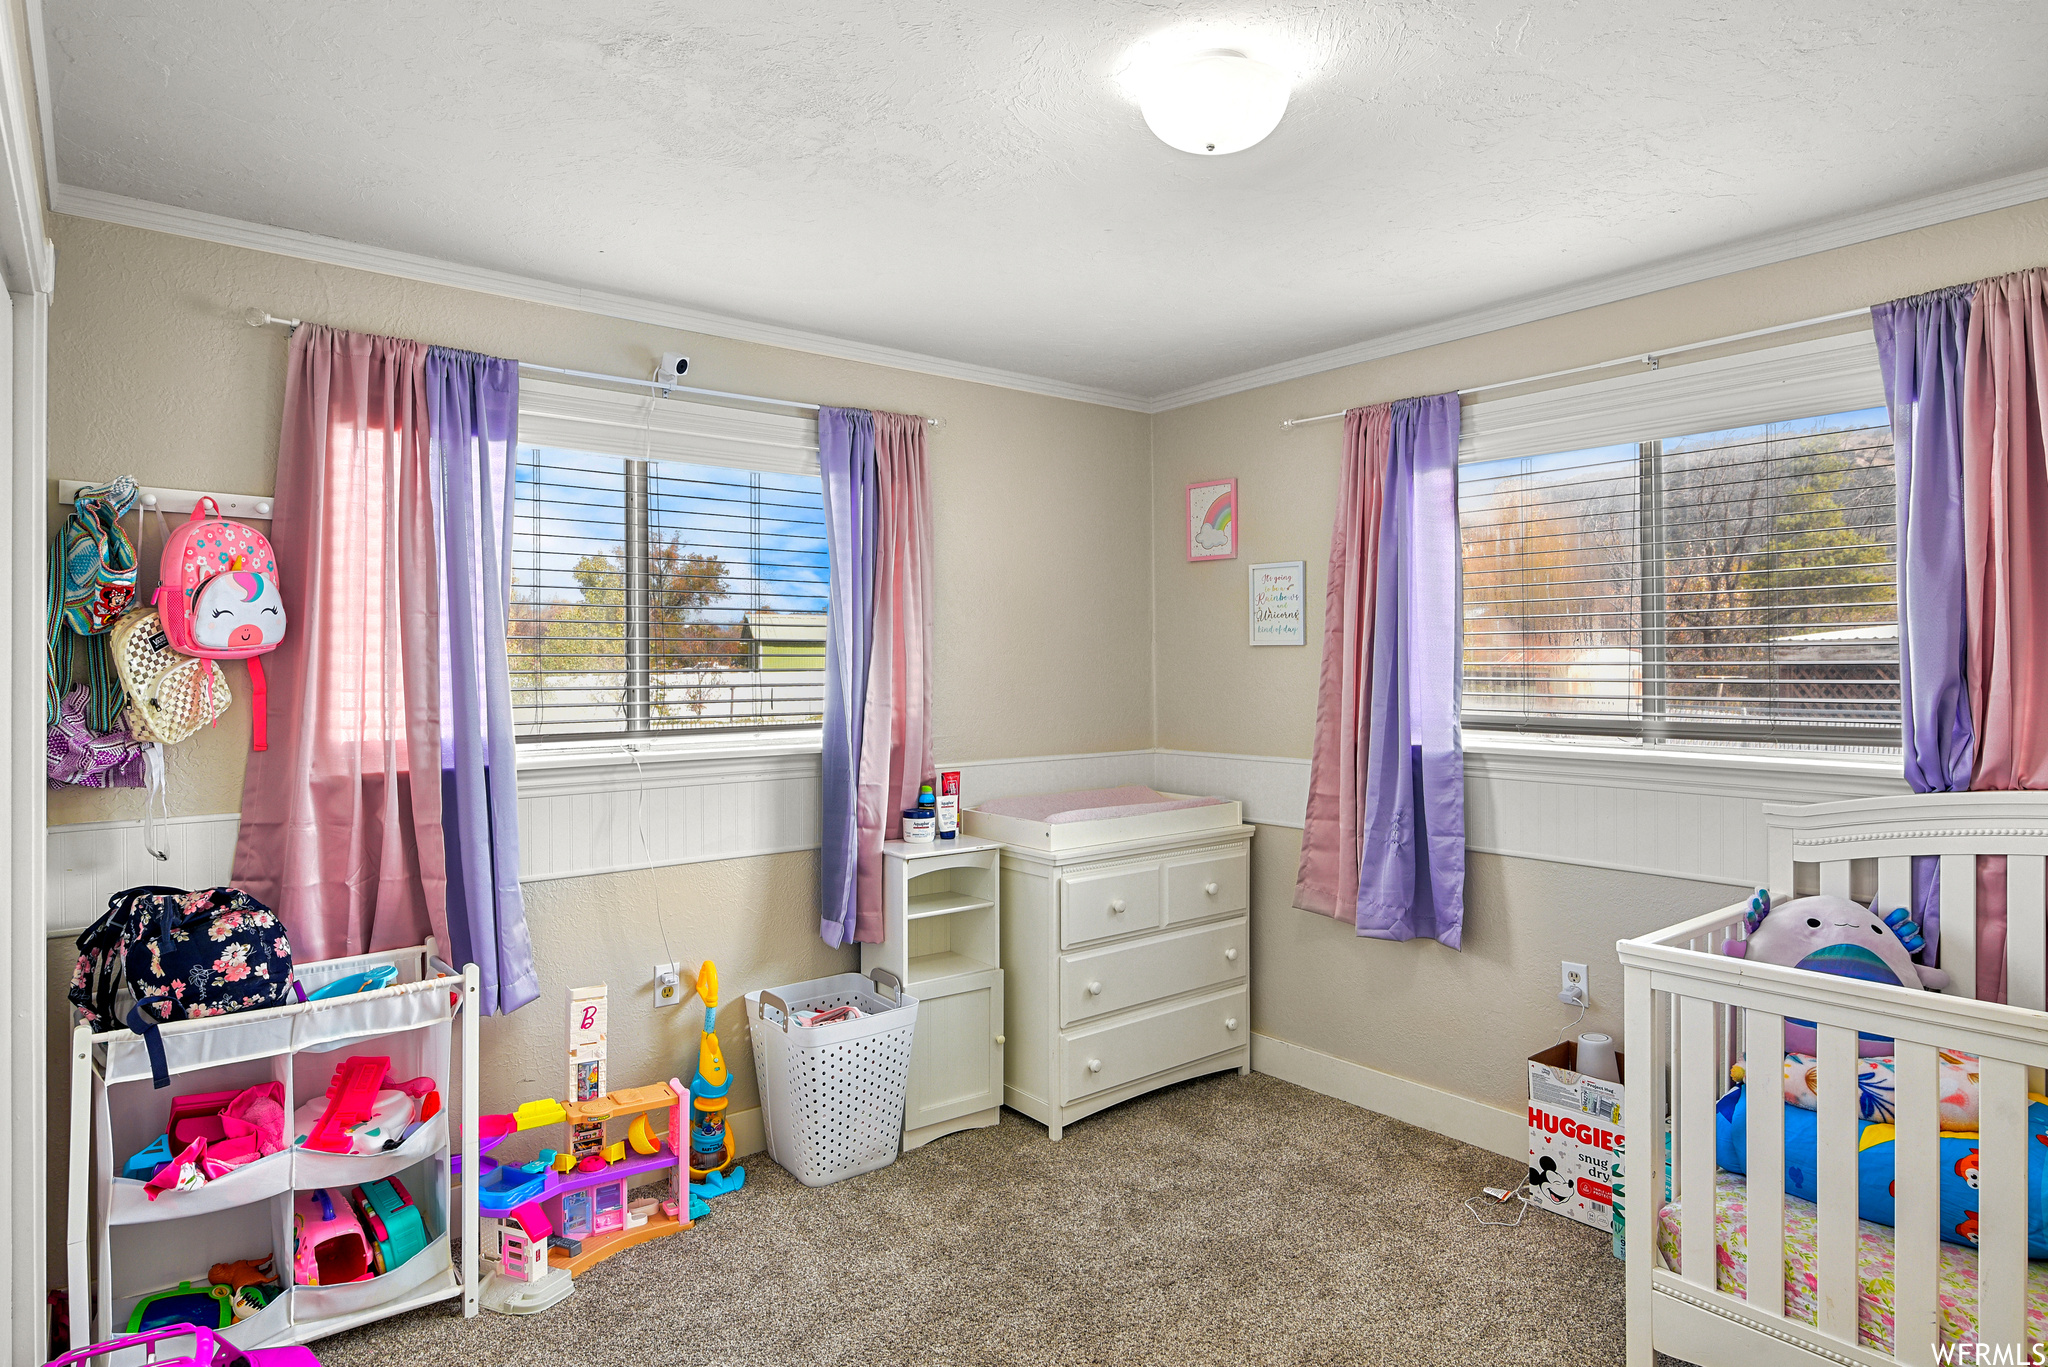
1139, 49, 1290, 155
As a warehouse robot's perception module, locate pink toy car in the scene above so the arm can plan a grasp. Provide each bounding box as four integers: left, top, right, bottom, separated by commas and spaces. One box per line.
293, 1188, 373, 1285
49, 1322, 319, 1366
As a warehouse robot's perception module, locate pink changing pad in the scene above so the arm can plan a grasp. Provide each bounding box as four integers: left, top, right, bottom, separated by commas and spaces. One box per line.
972, 785, 1224, 826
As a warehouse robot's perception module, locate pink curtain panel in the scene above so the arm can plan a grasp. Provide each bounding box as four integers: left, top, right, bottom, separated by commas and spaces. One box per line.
1295, 406, 1392, 919
1961, 267, 2048, 1003
232, 326, 447, 962
852, 411, 936, 943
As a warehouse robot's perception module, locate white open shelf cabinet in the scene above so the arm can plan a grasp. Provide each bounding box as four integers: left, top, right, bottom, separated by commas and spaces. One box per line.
67, 943, 483, 1360
863, 837, 1006, 1151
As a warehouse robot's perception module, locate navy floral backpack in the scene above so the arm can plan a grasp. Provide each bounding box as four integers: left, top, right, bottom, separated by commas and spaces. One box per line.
70, 885, 295, 1087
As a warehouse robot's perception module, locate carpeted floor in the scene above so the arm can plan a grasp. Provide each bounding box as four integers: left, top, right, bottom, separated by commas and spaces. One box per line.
313, 1072, 1670, 1366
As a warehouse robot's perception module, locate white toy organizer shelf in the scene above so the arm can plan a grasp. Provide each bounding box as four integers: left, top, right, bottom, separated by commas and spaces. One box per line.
67, 943, 483, 1360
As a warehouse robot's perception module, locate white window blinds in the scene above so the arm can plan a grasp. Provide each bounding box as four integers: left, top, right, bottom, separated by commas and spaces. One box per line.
1459, 338, 1899, 748
1466, 332, 1892, 754
509, 385, 828, 740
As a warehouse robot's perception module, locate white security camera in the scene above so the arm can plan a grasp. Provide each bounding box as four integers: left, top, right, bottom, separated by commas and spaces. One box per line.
658, 352, 690, 379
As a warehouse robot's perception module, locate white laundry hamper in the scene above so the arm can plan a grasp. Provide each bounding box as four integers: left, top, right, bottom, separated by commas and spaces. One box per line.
746, 967, 919, 1187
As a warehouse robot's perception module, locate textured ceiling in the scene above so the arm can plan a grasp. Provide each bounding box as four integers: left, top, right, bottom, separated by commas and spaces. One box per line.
40, 1, 2048, 402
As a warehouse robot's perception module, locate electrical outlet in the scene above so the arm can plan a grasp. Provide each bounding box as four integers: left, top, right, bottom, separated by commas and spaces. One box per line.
1561, 961, 1589, 1005
653, 962, 682, 1007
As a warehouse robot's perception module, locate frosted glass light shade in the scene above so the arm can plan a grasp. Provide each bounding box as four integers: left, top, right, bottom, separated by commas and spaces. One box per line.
1140, 51, 1290, 156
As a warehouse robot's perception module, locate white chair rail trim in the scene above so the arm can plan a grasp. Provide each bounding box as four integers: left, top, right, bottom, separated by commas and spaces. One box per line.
45, 738, 1907, 936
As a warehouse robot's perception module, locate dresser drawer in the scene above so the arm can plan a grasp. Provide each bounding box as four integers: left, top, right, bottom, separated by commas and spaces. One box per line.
1059, 918, 1247, 1027
1164, 849, 1249, 925
1059, 863, 1162, 948
1060, 987, 1247, 1104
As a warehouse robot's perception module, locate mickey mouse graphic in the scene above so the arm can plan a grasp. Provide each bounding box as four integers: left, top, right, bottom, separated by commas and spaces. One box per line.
1529, 1155, 1576, 1206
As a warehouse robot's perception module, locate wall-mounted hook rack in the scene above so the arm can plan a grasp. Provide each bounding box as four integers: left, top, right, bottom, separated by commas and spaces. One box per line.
57, 481, 276, 521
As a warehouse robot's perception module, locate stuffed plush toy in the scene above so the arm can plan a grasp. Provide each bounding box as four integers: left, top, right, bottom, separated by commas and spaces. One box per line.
1722, 889, 1950, 992
1721, 890, 1949, 1057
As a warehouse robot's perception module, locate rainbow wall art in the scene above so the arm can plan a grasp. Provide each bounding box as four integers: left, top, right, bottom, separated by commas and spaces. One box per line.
1187, 478, 1237, 561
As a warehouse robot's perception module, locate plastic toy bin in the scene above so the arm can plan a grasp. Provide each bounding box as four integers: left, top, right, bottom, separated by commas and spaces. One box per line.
746, 968, 920, 1187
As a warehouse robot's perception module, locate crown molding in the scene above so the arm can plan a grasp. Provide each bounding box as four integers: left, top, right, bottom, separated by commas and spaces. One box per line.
50, 161, 2048, 416
1145, 164, 2048, 413
49, 183, 1156, 413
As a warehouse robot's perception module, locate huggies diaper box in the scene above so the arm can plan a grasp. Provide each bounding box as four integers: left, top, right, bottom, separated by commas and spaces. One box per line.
1527, 1041, 1626, 1232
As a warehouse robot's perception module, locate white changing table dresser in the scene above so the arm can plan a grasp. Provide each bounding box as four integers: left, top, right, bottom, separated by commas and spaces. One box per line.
965, 792, 1253, 1140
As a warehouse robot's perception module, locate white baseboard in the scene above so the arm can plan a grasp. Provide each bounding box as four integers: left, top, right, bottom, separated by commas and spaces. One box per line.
729, 1105, 764, 1160
1250, 1032, 1526, 1162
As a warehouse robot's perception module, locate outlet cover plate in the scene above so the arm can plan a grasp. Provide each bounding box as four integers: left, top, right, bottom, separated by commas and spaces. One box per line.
1561, 961, 1589, 1002
653, 962, 682, 1007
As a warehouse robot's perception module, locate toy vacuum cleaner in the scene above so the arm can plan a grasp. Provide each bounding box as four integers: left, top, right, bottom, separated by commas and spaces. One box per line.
688, 961, 745, 1202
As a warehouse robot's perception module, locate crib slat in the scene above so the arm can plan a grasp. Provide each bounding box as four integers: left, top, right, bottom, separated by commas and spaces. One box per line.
1978, 1056, 2029, 1354
1814, 1024, 1859, 1343
2006, 854, 2047, 1012
1678, 995, 1718, 1294
1940, 854, 1978, 1000
1877, 856, 1913, 920
1892, 1043, 1940, 1367
1818, 859, 1851, 898
1663, 988, 1680, 1209
1746, 1011, 1785, 1320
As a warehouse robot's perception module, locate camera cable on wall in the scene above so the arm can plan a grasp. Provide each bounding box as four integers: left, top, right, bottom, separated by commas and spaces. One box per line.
627, 745, 683, 987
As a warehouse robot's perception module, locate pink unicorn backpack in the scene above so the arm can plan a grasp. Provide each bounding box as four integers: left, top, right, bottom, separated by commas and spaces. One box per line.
152, 498, 287, 751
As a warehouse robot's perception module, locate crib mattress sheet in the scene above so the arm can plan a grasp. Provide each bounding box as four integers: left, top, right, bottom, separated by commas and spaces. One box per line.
1656, 1170, 2048, 1355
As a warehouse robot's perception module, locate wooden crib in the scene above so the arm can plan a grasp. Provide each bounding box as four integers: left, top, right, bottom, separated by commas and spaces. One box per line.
1620, 792, 2048, 1367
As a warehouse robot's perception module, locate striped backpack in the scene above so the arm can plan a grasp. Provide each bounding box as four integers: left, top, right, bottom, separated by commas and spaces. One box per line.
47, 476, 141, 734
152, 499, 287, 752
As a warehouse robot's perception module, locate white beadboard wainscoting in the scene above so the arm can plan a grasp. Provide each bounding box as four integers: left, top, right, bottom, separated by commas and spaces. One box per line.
47, 813, 244, 934
41, 746, 1153, 935
1158, 739, 1905, 887
45, 739, 1903, 934
514, 741, 822, 882
1461, 738, 1905, 885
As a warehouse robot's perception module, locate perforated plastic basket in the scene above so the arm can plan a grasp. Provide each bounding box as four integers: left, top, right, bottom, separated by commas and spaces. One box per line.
746, 968, 919, 1187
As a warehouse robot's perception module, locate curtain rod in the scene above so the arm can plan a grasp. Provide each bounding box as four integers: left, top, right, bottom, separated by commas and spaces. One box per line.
1277, 306, 1872, 430
244, 310, 941, 427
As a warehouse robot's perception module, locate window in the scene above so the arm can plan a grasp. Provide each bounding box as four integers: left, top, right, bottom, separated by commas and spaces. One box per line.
1461, 404, 1897, 746
509, 446, 828, 741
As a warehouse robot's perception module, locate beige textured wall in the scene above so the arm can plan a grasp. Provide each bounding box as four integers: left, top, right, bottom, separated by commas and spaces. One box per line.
41, 213, 1155, 1264
1154, 197, 2048, 1117
46, 212, 1155, 828
1249, 831, 1735, 1114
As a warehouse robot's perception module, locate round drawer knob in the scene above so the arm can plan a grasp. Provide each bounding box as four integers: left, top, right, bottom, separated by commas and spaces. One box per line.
1225, 1018, 1239, 1031
1087, 1058, 1102, 1073
1110, 899, 1126, 913
1086, 981, 1102, 996
1204, 881, 1219, 895
995, 1035, 1006, 1045
1224, 948, 1238, 962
